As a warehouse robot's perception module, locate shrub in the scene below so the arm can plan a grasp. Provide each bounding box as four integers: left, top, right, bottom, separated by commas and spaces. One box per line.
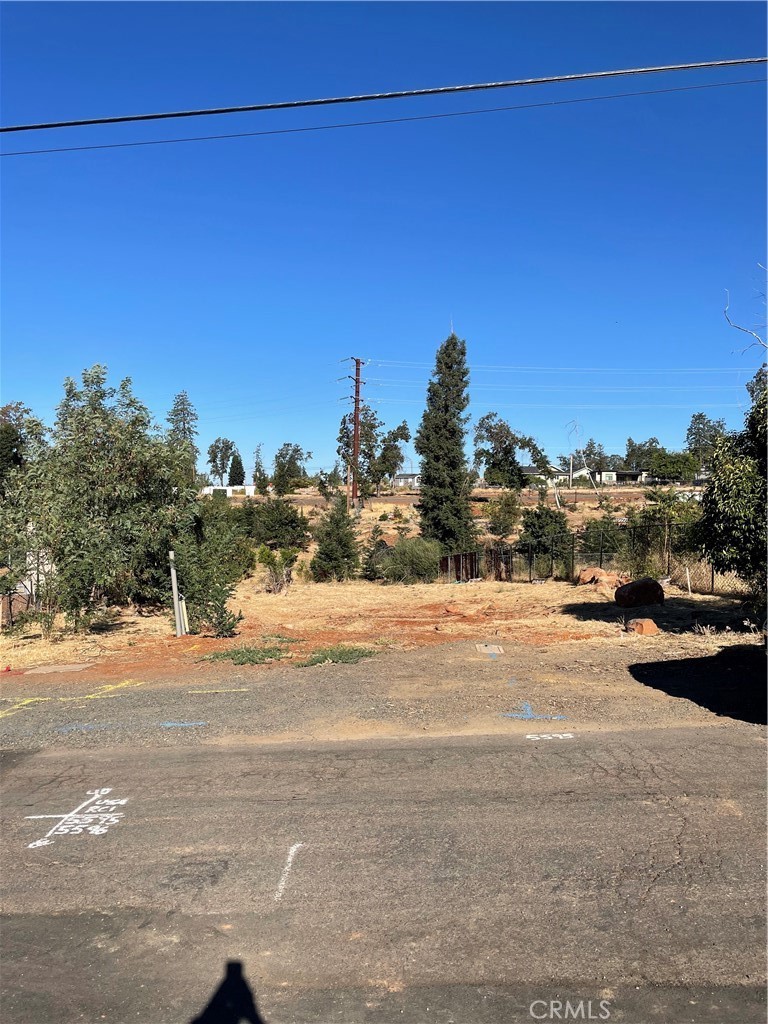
486, 491, 520, 540
381, 536, 442, 584
185, 581, 243, 638
238, 498, 309, 550
205, 644, 287, 665
310, 496, 359, 581
296, 645, 375, 667
257, 545, 298, 593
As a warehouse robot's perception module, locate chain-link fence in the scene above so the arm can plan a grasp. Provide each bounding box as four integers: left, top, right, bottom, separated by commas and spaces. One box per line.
439, 526, 750, 596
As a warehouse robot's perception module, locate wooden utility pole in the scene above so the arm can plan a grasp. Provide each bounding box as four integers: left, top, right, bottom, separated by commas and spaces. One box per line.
351, 357, 362, 504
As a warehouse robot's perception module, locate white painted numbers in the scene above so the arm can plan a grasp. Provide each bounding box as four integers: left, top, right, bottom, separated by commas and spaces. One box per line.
25, 787, 128, 849
525, 732, 575, 741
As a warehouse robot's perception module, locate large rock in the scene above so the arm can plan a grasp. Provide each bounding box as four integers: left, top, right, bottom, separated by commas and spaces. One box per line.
577, 567, 631, 588
615, 577, 665, 609
626, 618, 660, 636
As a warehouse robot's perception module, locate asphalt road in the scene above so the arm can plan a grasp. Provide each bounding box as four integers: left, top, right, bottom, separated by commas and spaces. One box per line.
1, 721, 765, 1024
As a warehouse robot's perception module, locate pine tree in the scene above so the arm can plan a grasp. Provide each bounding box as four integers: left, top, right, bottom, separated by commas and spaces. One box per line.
228, 450, 245, 486
166, 391, 199, 484
252, 444, 270, 494
414, 333, 475, 552
310, 495, 360, 581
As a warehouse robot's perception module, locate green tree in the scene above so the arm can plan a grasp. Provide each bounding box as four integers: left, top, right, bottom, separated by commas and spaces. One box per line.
699, 368, 766, 603
624, 436, 662, 472
337, 404, 383, 498
0, 423, 23, 495
166, 391, 199, 484
579, 514, 626, 555
414, 333, 475, 552
0, 366, 198, 628
685, 412, 726, 470
474, 412, 547, 489
517, 506, 571, 556
252, 444, 270, 494
486, 491, 520, 540
238, 498, 309, 550
310, 495, 359, 581
370, 421, 411, 494
228, 450, 245, 486
207, 437, 235, 486
273, 443, 312, 496
647, 449, 698, 483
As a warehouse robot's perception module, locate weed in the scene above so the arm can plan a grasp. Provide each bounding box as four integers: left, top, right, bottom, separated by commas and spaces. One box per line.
295, 644, 375, 667
261, 633, 303, 644
204, 645, 288, 665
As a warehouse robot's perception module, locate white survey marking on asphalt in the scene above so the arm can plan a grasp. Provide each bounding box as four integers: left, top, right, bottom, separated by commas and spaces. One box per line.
273, 842, 305, 902
526, 733, 575, 741
24, 787, 129, 848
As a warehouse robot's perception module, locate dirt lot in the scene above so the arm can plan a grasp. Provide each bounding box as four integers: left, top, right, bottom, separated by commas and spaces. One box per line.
0, 573, 756, 684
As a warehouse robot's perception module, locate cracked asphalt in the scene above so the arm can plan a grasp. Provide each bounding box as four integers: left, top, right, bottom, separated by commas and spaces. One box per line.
1, 641, 765, 1023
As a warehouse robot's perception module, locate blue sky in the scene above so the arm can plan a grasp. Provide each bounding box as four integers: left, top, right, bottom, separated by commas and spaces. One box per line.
1, 1, 765, 477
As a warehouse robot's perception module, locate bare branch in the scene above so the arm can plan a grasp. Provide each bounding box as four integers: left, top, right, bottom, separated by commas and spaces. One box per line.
724, 289, 767, 353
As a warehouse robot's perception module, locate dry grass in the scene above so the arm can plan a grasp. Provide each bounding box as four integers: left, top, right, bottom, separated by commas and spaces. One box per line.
0, 573, 750, 678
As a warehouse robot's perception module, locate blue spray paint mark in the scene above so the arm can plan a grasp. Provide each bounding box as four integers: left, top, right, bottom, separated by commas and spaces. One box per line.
500, 701, 566, 721
507, 678, 517, 687
488, 652, 497, 660
160, 721, 208, 729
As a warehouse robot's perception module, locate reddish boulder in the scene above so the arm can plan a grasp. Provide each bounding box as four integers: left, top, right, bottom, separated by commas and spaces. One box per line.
615, 578, 665, 609
626, 618, 660, 636
577, 567, 631, 589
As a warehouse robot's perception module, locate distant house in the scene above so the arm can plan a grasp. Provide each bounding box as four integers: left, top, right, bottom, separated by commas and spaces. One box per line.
520, 465, 562, 486
199, 485, 259, 497
552, 467, 649, 486
393, 472, 421, 489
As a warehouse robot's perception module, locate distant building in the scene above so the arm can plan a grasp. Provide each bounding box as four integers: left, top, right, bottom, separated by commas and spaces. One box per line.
393, 472, 421, 489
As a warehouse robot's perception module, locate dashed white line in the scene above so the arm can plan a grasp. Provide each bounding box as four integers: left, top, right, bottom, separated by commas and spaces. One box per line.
273, 842, 305, 902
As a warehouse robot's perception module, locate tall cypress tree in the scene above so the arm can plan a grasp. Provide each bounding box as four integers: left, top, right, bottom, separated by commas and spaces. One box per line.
414, 333, 475, 552
228, 450, 245, 486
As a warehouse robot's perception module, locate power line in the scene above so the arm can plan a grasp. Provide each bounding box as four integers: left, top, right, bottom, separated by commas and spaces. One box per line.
2, 57, 765, 134
365, 380, 746, 392
2, 77, 764, 157
368, 361, 759, 373
368, 398, 743, 410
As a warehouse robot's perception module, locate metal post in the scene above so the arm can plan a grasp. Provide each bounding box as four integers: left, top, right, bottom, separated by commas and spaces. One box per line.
169, 550, 183, 638
598, 530, 604, 569
572, 532, 576, 581
711, 563, 715, 595
528, 543, 533, 583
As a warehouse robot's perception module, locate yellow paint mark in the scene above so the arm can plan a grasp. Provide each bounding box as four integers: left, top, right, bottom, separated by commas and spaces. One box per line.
0, 696, 51, 720
58, 679, 146, 702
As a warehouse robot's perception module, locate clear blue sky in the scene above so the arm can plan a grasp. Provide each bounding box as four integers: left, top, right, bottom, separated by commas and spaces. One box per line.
1, 1, 765, 476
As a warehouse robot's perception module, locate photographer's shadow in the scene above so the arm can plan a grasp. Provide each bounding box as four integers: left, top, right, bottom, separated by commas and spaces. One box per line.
189, 961, 266, 1024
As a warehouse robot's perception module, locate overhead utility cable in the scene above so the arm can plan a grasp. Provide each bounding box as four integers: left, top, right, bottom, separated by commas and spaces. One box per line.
2, 57, 765, 134
2, 78, 763, 157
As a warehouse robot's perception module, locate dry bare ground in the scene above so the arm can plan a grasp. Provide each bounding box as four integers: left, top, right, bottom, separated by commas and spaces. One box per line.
0, 573, 754, 680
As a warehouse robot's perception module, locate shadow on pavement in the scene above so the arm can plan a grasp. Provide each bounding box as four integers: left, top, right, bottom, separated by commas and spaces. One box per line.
189, 961, 266, 1023
628, 643, 767, 725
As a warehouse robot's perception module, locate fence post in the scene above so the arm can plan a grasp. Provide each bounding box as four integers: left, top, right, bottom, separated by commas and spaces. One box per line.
528, 543, 533, 583
571, 533, 576, 581
711, 563, 715, 595
598, 531, 604, 569
550, 538, 555, 579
